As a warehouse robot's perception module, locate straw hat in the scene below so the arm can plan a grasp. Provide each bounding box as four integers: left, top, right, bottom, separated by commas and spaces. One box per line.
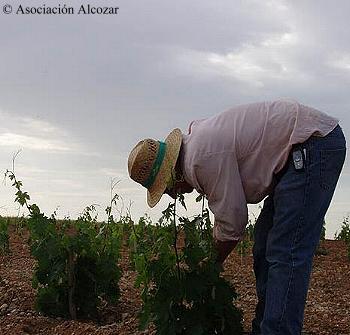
128, 128, 182, 208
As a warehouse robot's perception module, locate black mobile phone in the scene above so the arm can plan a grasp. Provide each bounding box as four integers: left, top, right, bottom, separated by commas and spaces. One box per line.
292, 149, 304, 170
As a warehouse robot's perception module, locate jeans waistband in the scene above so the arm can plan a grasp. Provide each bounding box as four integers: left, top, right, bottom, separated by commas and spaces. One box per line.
294, 124, 346, 151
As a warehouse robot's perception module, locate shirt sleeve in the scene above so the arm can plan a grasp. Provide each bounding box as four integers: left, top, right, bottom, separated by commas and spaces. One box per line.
195, 152, 248, 242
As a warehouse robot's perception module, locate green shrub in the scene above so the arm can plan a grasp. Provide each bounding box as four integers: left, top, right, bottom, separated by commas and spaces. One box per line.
335, 216, 350, 260
133, 199, 243, 335
6, 170, 122, 319
237, 215, 255, 261
0, 216, 10, 254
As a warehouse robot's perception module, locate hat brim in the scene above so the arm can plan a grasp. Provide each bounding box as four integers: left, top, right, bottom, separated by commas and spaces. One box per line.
146, 128, 182, 207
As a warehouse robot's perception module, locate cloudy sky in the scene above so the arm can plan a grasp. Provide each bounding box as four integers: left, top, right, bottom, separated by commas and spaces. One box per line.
0, 0, 349, 238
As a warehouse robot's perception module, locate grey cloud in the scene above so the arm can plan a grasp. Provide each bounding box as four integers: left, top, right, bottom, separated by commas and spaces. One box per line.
0, 0, 349, 233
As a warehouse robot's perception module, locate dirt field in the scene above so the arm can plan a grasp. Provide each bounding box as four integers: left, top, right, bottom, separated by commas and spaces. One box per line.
0, 227, 349, 335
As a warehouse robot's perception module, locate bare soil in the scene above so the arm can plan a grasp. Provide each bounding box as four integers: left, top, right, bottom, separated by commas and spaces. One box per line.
0, 227, 349, 335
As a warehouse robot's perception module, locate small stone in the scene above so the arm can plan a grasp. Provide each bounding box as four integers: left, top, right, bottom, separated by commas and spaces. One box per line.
0, 303, 8, 311
22, 325, 32, 333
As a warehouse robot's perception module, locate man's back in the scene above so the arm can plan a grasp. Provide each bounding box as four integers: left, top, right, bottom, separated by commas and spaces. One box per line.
182, 98, 338, 203
181, 99, 338, 241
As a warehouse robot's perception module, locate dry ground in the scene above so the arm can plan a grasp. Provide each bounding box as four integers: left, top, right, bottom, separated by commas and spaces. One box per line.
0, 227, 349, 335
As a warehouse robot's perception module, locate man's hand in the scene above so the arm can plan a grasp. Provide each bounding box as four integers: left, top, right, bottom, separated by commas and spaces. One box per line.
215, 239, 239, 264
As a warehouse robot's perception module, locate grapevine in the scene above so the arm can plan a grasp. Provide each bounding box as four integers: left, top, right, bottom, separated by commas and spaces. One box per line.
132, 195, 244, 334
5, 170, 122, 319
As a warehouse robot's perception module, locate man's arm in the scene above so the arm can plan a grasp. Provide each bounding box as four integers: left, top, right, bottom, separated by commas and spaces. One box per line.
193, 152, 248, 263
215, 239, 239, 264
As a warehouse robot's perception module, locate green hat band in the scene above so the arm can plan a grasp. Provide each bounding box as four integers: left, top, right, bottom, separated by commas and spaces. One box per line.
142, 141, 166, 189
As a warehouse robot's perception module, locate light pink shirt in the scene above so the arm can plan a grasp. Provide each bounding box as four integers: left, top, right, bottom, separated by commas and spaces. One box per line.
180, 99, 339, 242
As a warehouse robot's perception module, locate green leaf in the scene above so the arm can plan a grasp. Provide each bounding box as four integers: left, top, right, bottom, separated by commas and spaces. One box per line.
195, 194, 204, 202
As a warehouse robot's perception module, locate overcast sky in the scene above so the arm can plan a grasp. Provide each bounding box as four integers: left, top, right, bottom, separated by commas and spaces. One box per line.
1, 0, 349, 238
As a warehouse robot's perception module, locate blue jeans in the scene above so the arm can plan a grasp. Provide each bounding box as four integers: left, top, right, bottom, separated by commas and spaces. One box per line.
251, 125, 346, 335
